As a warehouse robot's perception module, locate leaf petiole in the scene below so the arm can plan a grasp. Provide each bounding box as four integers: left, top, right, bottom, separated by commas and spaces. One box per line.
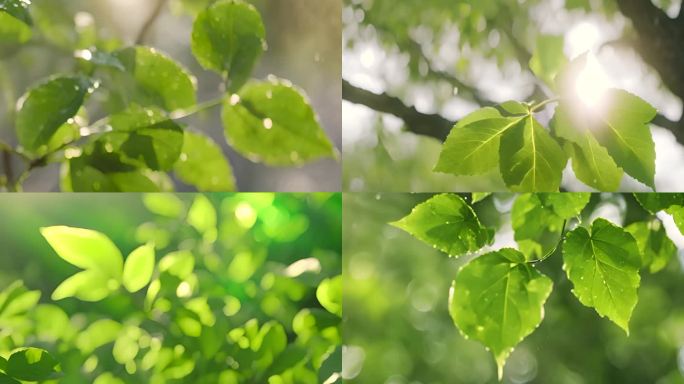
530, 98, 561, 113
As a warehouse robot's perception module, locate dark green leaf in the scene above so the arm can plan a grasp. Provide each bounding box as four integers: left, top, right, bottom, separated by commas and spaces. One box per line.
0, 0, 32, 25
191, 0, 265, 91
16, 75, 92, 153
5, 348, 59, 381
222, 78, 335, 165
318, 346, 342, 384
634, 193, 684, 213
511, 194, 565, 260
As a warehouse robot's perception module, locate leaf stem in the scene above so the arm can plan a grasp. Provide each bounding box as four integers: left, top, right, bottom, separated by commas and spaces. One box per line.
530, 97, 561, 113
526, 219, 568, 264
169, 96, 227, 120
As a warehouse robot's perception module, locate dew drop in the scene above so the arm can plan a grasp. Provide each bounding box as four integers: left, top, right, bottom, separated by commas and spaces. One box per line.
263, 118, 273, 129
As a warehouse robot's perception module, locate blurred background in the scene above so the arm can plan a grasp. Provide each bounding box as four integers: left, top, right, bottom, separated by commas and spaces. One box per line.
343, 0, 684, 192
343, 193, 684, 383
0, 0, 341, 191
0, 193, 341, 382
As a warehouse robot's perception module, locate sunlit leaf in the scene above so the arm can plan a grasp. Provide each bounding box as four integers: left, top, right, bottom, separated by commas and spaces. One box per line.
143, 194, 184, 218
174, 131, 236, 191
626, 220, 676, 273
188, 195, 217, 239
222, 78, 335, 165
316, 276, 342, 317
52, 269, 115, 301
122, 243, 155, 293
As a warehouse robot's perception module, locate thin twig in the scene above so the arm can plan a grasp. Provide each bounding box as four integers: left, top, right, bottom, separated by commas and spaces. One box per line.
135, 0, 168, 45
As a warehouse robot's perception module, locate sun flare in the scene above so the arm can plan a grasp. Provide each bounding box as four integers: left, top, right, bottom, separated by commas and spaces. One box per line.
574, 54, 612, 111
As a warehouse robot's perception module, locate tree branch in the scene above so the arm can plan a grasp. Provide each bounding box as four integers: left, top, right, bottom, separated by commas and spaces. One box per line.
135, 0, 168, 45
342, 79, 454, 141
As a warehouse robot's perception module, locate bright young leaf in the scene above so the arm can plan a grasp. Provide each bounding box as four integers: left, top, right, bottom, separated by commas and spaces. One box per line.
75, 319, 122, 354
626, 220, 676, 273
541, 192, 591, 219
316, 275, 342, 317
174, 131, 236, 191
51, 269, 115, 301
187, 195, 217, 238
512, 194, 565, 260
122, 243, 155, 293
191, 0, 265, 91
114, 46, 197, 111
390, 194, 491, 256
142, 194, 185, 218
450, 248, 553, 379
562, 218, 641, 332
222, 78, 335, 166
0, 281, 40, 320
5, 348, 59, 382
562, 133, 624, 191
16, 76, 92, 153
40, 226, 123, 279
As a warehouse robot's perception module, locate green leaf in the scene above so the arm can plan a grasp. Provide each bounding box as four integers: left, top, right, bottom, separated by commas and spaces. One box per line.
0, 280, 40, 319
318, 346, 342, 384
0, 0, 32, 25
626, 220, 676, 273
76, 319, 122, 354
143, 194, 184, 218
52, 269, 116, 301
471, 192, 491, 203
113, 326, 141, 364
316, 275, 342, 317
563, 134, 624, 191
5, 348, 59, 382
667, 205, 684, 235
541, 192, 591, 219
511, 194, 565, 260
159, 250, 195, 279
114, 46, 196, 111
499, 115, 567, 191
174, 131, 236, 191
100, 105, 184, 171
188, 195, 217, 238
434, 107, 508, 175
62, 145, 174, 192
499, 101, 528, 116
529, 34, 566, 87
633, 193, 684, 213
562, 218, 641, 332
191, 0, 265, 91
122, 243, 155, 293
390, 194, 491, 256
450, 248, 553, 379
16, 75, 92, 153
222, 78, 335, 165
0, 372, 20, 384
93, 373, 126, 384
40, 226, 123, 279
0, 0, 32, 48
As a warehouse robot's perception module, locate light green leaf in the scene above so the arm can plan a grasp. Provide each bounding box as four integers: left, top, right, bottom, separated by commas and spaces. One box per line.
318, 346, 342, 384
434, 108, 510, 175
159, 250, 195, 279
40, 226, 123, 279
316, 275, 342, 317
541, 192, 591, 219
499, 101, 528, 116
499, 115, 567, 191
529, 35, 566, 87
114, 46, 196, 111
0, 280, 40, 319
450, 248, 553, 379
562, 218, 641, 332
93, 373, 126, 384
390, 194, 491, 256
222, 78, 335, 165
52, 269, 116, 301
564, 134, 624, 191
76, 319, 122, 354
122, 243, 155, 293
16, 75, 92, 153
174, 131, 236, 191
191, 0, 265, 91
5, 348, 59, 382
143, 194, 184, 218
101, 105, 184, 171
188, 195, 217, 238
113, 326, 141, 364
626, 220, 676, 273
667, 205, 684, 236
471, 192, 491, 203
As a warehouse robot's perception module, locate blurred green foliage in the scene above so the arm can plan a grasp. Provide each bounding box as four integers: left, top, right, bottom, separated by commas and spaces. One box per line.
0, 193, 341, 383
343, 193, 684, 383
